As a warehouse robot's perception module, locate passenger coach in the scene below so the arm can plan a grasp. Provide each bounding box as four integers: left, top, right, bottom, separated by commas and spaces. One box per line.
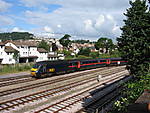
31, 58, 127, 78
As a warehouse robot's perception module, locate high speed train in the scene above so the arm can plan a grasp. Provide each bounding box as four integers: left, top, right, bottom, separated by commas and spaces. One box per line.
31, 58, 127, 78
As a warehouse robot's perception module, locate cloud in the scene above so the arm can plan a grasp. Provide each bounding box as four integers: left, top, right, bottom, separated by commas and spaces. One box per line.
44, 26, 53, 32
57, 24, 61, 28
0, 15, 14, 26
95, 15, 105, 28
0, 0, 12, 12
20, 0, 130, 40
11, 27, 28, 32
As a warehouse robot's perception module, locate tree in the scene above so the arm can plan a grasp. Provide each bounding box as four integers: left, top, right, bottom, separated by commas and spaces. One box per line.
78, 48, 91, 56
52, 43, 58, 52
38, 40, 50, 52
71, 39, 90, 44
13, 50, 19, 63
0, 32, 34, 41
117, 0, 150, 76
59, 34, 71, 49
62, 50, 72, 59
95, 37, 114, 54
89, 52, 99, 58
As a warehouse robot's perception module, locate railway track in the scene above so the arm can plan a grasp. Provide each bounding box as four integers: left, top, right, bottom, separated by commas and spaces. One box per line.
0, 68, 127, 112
34, 71, 130, 113
0, 66, 125, 97
0, 76, 36, 87
0, 74, 30, 82
0, 67, 108, 88
76, 78, 132, 113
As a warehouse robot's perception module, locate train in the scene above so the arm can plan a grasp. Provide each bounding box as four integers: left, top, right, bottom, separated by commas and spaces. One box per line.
31, 58, 127, 78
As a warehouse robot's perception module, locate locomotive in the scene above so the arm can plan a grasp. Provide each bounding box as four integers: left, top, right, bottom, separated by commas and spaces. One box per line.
31, 58, 127, 78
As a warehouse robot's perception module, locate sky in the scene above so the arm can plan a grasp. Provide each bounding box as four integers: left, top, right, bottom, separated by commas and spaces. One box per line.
0, 0, 132, 41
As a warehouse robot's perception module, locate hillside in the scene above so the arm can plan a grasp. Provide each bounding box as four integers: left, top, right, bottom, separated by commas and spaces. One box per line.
0, 32, 34, 41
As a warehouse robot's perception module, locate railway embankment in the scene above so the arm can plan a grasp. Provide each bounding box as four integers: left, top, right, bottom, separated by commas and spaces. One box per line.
0, 63, 33, 76
110, 73, 150, 113
127, 89, 150, 113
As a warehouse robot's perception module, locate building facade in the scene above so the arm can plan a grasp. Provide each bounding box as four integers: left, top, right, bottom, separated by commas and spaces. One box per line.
0, 40, 60, 64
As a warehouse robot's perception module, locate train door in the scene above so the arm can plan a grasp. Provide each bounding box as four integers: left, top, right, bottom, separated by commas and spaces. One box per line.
107, 59, 110, 65
77, 61, 80, 68
40, 65, 47, 73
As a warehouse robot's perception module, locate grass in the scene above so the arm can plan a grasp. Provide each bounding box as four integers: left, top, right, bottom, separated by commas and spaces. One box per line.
0, 63, 33, 75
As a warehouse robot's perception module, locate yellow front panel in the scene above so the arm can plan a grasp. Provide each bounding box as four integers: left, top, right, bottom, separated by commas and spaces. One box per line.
31, 72, 36, 76
31, 68, 37, 71
31, 68, 37, 76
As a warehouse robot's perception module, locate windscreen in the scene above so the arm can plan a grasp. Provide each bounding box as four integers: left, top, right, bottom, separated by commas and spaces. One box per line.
33, 64, 41, 69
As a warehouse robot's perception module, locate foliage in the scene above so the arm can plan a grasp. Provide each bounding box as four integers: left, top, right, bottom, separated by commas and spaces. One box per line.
78, 48, 91, 56
117, 0, 150, 76
109, 49, 121, 57
0, 32, 34, 41
111, 1, 150, 112
111, 73, 150, 113
89, 52, 99, 58
38, 40, 50, 52
52, 43, 58, 52
13, 50, 19, 63
95, 37, 114, 54
62, 50, 72, 57
0, 63, 33, 75
113, 97, 129, 112
71, 39, 90, 44
76, 55, 92, 59
59, 34, 71, 48
65, 55, 75, 60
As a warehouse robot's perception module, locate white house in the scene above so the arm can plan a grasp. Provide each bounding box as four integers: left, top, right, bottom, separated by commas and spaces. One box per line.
36, 48, 48, 62
0, 42, 5, 63
0, 40, 61, 64
2, 46, 17, 64
5, 40, 38, 63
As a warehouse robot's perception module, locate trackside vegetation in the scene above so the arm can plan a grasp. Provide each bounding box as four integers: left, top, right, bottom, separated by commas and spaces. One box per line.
117, 0, 150, 77
0, 63, 33, 75
111, 0, 150, 112
111, 73, 150, 113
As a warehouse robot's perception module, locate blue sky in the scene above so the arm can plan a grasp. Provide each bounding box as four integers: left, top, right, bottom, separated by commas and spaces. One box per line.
0, 0, 132, 41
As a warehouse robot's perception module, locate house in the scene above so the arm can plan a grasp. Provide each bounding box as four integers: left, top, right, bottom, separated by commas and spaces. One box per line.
48, 54, 59, 60
37, 48, 48, 62
3, 46, 18, 64
0, 42, 5, 63
0, 39, 63, 64
5, 40, 38, 63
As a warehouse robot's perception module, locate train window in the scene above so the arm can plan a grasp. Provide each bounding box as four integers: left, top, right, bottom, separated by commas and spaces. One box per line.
100, 60, 106, 62
93, 60, 97, 63
73, 62, 78, 66
82, 61, 86, 64
33, 64, 41, 69
69, 63, 73, 66
69, 62, 78, 66
89, 61, 93, 63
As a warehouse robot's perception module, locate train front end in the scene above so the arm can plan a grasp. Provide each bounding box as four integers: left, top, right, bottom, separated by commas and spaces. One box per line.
31, 63, 41, 78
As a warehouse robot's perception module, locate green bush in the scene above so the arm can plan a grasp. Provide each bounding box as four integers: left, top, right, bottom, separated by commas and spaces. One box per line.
111, 73, 150, 113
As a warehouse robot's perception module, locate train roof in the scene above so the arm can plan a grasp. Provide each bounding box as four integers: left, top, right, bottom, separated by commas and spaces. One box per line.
35, 57, 123, 65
